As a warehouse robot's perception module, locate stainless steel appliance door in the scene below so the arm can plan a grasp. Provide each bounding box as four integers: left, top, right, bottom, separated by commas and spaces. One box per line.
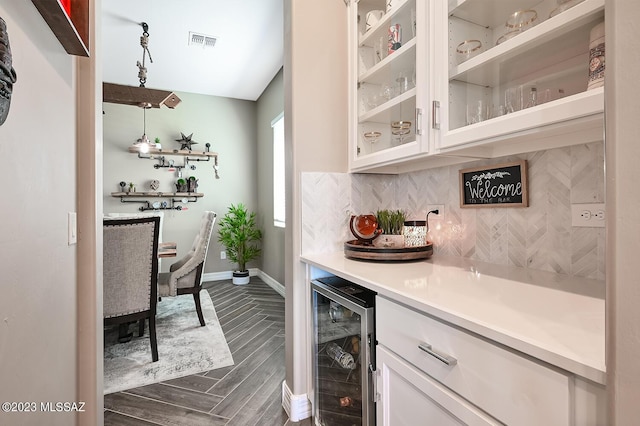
311, 279, 375, 426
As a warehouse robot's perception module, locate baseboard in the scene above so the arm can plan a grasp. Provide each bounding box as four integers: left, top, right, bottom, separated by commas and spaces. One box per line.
202, 271, 233, 282
257, 270, 286, 298
282, 380, 312, 422
203, 269, 285, 298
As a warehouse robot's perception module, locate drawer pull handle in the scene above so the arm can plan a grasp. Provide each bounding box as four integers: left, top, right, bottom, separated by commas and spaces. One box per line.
418, 343, 457, 367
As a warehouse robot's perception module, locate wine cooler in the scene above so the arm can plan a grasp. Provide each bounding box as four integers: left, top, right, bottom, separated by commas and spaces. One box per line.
311, 276, 376, 426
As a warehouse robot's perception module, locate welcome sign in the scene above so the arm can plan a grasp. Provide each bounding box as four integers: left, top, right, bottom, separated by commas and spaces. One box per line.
459, 160, 528, 208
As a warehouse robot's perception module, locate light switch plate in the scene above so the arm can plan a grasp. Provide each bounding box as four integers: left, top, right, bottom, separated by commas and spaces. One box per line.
571, 203, 605, 228
68, 212, 77, 245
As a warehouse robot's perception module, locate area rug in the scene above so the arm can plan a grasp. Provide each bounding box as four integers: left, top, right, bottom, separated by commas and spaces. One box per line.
103, 290, 234, 394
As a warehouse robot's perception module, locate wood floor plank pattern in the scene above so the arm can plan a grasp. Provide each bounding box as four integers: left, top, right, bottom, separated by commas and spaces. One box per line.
104, 277, 311, 426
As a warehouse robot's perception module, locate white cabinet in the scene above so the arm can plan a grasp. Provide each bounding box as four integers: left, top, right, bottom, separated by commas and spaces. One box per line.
375, 296, 606, 425
348, 0, 431, 172
347, 0, 606, 173
376, 345, 499, 426
433, 0, 605, 154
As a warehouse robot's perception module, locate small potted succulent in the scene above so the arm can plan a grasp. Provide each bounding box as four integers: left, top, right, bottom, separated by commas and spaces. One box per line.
374, 209, 406, 247
175, 178, 188, 192
188, 176, 198, 193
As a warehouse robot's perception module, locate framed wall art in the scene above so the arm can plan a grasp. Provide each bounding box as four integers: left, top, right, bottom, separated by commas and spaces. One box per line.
459, 160, 528, 208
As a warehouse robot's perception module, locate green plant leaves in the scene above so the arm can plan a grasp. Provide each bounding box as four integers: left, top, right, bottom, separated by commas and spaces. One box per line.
375, 209, 406, 235
217, 203, 262, 272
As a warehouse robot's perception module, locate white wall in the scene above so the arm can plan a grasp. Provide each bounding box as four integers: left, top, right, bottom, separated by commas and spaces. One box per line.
103, 91, 258, 274
284, 0, 348, 413
0, 2, 78, 425
257, 68, 285, 284
605, 1, 640, 423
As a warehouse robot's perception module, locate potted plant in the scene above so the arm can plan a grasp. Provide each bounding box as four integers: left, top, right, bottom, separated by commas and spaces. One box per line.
374, 209, 406, 247
217, 203, 263, 285
176, 178, 187, 192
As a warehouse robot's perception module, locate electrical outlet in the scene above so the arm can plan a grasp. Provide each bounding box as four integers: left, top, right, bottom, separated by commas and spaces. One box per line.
220, 251, 226, 260
426, 205, 444, 218
571, 203, 605, 228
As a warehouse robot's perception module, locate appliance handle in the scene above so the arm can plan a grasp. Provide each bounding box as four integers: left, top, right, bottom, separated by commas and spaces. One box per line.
418, 342, 457, 366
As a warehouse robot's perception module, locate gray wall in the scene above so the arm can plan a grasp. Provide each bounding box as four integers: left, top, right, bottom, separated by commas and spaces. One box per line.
103, 91, 259, 274
0, 2, 78, 424
257, 69, 285, 283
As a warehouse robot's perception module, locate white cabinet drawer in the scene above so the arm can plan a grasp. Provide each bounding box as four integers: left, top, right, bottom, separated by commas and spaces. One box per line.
376, 296, 571, 426
377, 345, 500, 426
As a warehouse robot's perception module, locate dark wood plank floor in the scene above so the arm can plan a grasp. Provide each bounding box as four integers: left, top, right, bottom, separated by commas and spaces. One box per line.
104, 277, 312, 426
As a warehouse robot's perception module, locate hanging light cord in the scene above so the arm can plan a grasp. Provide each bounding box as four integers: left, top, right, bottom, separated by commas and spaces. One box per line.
137, 22, 153, 87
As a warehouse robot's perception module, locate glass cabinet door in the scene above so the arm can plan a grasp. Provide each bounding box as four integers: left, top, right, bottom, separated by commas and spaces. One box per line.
435, 0, 604, 151
348, 0, 430, 171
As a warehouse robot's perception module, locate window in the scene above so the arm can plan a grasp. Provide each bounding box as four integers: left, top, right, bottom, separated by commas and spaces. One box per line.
272, 112, 285, 228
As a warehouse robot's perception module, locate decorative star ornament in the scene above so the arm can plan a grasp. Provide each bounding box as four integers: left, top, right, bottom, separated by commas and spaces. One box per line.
175, 132, 198, 151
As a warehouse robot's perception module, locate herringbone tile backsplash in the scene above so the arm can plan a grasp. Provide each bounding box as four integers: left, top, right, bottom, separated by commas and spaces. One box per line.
301, 142, 604, 280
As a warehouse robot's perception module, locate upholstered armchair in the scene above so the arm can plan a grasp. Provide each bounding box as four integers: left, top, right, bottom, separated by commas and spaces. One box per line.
103, 216, 160, 362
158, 211, 216, 326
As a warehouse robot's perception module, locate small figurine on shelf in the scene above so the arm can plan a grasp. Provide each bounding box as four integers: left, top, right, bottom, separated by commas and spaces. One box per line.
119, 181, 126, 193
175, 132, 198, 151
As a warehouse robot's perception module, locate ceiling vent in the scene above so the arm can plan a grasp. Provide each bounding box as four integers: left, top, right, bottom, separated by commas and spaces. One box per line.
189, 32, 217, 49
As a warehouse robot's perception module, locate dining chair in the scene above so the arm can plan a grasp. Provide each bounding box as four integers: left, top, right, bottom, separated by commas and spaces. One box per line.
158, 211, 216, 326
103, 216, 160, 362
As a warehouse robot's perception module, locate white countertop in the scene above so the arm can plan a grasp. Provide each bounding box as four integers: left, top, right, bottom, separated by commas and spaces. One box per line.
301, 251, 606, 385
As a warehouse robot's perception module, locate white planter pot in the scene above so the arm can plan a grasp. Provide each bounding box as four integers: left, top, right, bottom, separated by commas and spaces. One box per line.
232, 270, 250, 285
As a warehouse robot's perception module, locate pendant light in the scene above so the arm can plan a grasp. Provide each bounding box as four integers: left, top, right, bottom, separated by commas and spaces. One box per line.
133, 101, 152, 153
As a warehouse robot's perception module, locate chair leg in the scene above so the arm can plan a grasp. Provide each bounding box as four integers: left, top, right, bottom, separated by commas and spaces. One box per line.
149, 315, 158, 362
193, 291, 206, 326
138, 319, 145, 337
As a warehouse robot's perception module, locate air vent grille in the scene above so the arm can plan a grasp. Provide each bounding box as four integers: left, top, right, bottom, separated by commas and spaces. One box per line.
189, 32, 217, 49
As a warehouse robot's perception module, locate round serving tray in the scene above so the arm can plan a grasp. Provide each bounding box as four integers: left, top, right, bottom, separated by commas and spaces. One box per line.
344, 240, 433, 262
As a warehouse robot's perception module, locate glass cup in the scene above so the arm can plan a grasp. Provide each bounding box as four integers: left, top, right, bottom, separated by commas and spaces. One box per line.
466, 100, 490, 125
391, 121, 411, 144
496, 30, 520, 45
363, 131, 381, 146
375, 36, 387, 63
380, 83, 393, 101
504, 85, 524, 113
539, 88, 566, 104
456, 40, 483, 64
497, 9, 538, 45
395, 73, 409, 95
524, 87, 538, 109
505, 9, 538, 33
550, 0, 585, 18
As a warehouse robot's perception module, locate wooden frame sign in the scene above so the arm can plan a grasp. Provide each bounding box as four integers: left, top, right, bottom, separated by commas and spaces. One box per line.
459, 160, 528, 208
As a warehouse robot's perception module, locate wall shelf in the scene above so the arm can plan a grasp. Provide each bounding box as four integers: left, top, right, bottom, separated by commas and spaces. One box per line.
111, 192, 203, 212
31, 0, 90, 57
128, 146, 217, 158
111, 192, 204, 198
